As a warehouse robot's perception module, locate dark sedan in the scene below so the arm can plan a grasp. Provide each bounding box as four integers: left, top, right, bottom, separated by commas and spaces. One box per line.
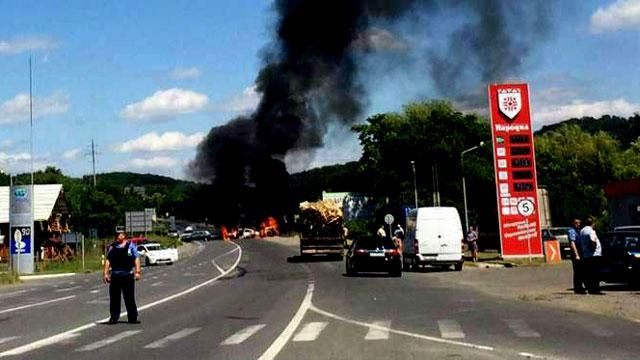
346, 236, 402, 277
600, 231, 640, 284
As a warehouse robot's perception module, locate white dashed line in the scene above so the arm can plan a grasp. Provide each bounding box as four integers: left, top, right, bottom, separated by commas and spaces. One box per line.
76, 330, 141, 352
504, 319, 540, 338
55, 286, 82, 293
145, 328, 201, 349
221, 325, 266, 345
292, 322, 328, 342
438, 319, 465, 339
0, 337, 20, 345
365, 320, 391, 340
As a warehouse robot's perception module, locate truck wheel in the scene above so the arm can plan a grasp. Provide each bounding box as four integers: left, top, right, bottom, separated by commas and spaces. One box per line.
454, 262, 463, 271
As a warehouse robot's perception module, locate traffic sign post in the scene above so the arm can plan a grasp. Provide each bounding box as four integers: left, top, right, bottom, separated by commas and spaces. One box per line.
9, 185, 35, 274
384, 214, 394, 239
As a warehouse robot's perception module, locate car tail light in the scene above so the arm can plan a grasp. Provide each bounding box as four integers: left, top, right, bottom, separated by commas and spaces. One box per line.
355, 249, 368, 255
386, 248, 400, 256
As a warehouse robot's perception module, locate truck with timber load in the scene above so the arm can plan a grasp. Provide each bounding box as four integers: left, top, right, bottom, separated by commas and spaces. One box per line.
299, 200, 345, 259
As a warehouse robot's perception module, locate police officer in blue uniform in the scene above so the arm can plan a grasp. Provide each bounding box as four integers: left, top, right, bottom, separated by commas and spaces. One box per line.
103, 232, 142, 324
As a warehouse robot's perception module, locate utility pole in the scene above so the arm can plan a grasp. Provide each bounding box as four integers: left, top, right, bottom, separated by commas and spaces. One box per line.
91, 139, 97, 187
29, 57, 34, 186
410, 161, 418, 209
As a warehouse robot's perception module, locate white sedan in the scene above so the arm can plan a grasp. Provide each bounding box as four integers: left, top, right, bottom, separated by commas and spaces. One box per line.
137, 243, 178, 266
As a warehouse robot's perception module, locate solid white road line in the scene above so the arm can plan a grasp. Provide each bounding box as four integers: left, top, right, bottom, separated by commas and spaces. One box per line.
211, 260, 225, 274
504, 319, 540, 338
76, 330, 141, 352
438, 319, 465, 339
292, 322, 328, 342
220, 325, 266, 346
309, 305, 494, 352
258, 282, 315, 360
518, 352, 546, 359
0, 295, 76, 315
0, 337, 20, 345
0, 241, 243, 358
365, 320, 391, 340
145, 328, 201, 349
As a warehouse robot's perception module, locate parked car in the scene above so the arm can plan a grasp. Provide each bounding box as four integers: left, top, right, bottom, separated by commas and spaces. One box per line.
182, 230, 211, 242
600, 231, 640, 284
614, 225, 640, 232
346, 236, 402, 277
238, 228, 258, 239
137, 243, 178, 266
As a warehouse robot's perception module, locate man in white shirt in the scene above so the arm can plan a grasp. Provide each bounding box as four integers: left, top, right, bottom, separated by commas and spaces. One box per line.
579, 217, 603, 294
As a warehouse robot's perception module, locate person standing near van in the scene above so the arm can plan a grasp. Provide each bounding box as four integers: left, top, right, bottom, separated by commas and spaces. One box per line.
579, 217, 603, 295
103, 232, 142, 324
466, 226, 479, 263
377, 225, 387, 238
568, 218, 586, 294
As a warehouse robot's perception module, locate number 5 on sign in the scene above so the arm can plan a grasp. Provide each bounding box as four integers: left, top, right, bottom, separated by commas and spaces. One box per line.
517, 199, 535, 217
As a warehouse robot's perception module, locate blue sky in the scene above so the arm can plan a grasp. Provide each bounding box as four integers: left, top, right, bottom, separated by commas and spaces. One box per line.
1, 0, 640, 179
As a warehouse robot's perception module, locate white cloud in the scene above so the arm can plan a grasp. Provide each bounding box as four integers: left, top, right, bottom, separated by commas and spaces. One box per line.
0, 36, 58, 55
169, 67, 202, 80
120, 88, 209, 120
0, 92, 69, 124
129, 156, 181, 169
352, 27, 408, 52
0, 140, 13, 149
62, 148, 82, 160
591, 0, 640, 33
534, 98, 640, 126
218, 85, 261, 113
115, 131, 205, 153
0, 152, 53, 174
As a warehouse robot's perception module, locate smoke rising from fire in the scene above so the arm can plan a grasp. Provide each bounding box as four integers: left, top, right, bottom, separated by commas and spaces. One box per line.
189, 0, 552, 218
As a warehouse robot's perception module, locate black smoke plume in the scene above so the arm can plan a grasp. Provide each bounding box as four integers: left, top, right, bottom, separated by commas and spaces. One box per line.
189, 0, 552, 223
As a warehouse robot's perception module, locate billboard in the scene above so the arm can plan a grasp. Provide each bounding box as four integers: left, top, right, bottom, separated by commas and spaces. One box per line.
488, 83, 543, 258
321, 191, 374, 221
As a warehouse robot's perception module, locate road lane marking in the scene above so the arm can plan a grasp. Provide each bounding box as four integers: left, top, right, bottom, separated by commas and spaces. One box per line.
292, 322, 327, 342
89, 290, 100, 294
55, 286, 82, 293
58, 333, 81, 345
0, 337, 20, 345
438, 319, 465, 339
309, 305, 494, 351
211, 260, 225, 274
86, 299, 109, 304
0, 295, 76, 315
504, 319, 540, 338
76, 330, 141, 352
0, 241, 243, 358
580, 323, 614, 337
221, 325, 266, 346
365, 321, 391, 340
150, 281, 164, 287
518, 352, 546, 359
258, 282, 315, 360
0, 290, 28, 299
145, 328, 201, 349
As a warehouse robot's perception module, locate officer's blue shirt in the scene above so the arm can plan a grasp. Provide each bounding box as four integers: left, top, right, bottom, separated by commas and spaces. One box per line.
568, 228, 579, 243
107, 241, 140, 275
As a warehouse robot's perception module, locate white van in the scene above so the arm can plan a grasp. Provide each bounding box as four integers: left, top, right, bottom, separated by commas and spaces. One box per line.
403, 207, 464, 271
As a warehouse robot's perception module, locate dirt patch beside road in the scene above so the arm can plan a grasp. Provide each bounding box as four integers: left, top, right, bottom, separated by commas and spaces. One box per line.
430, 261, 640, 322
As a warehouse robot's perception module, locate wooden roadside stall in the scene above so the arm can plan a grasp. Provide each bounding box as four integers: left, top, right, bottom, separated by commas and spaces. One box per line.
0, 184, 71, 264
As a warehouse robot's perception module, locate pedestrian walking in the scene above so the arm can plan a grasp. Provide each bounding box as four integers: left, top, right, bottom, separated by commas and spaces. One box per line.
466, 226, 479, 263
578, 217, 603, 295
568, 218, 586, 294
103, 231, 142, 324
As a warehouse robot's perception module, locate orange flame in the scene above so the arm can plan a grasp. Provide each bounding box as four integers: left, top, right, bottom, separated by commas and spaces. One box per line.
260, 217, 280, 237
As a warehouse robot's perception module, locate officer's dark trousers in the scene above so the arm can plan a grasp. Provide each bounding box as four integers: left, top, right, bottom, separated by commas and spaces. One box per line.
583, 256, 602, 294
109, 274, 138, 322
571, 257, 586, 293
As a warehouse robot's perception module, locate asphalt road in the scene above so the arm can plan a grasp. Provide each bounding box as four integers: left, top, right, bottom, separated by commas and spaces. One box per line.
0, 238, 639, 359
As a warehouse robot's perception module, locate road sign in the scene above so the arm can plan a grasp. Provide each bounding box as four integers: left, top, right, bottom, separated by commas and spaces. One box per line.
544, 240, 561, 264
10, 185, 35, 273
384, 214, 394, 225
125, 208, 155, 233
10, 226, 31, 255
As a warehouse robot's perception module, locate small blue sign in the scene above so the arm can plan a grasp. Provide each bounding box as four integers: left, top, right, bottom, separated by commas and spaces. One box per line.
10, 227, 32, 255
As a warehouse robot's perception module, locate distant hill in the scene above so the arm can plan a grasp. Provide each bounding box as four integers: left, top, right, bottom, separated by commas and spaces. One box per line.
535, 114, 640, 148
88, 172, 195, 188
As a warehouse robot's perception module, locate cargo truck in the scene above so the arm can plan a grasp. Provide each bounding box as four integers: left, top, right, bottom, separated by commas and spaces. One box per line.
299, 201, 345, 259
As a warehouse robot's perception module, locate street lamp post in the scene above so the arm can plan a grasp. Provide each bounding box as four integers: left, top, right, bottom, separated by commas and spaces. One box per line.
1, 169, 14, 275
461, 141, 485, 233
410, 161, 418, 209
